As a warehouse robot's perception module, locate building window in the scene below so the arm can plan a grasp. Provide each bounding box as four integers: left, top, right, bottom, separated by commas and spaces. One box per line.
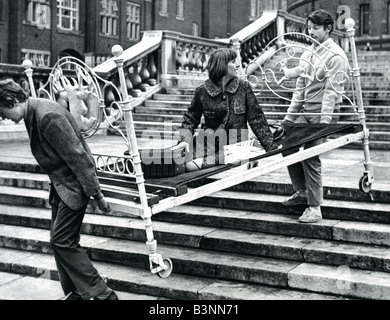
192, 22, 199, 37
100, 0, 119, 36
126, 2, 140, 41
176, 0, 184, 20
21, 49, 51, 67
359, 4, 370, 36
0, 1, 3, 21
25, 0, 51, 29
57, 0, 79, 32
159, 0, 168, 16
388, 1, 390, 34
250, 0, 262, 21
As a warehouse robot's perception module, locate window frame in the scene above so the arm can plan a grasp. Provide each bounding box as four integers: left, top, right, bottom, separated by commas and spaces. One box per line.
250, 0, 261, 21
359, 3, 370, 36
57, 0, 80, 32
176, 0, 184, 20
387, 1, 390, 34
192, 22, 199, 37
126, 2, 141, 41
21, 48, 51, 67
25, 0, 51, 29
159, 0, 168, 17
100, 0, 119, 37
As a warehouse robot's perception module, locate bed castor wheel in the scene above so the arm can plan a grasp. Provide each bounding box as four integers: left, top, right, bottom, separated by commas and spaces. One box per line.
359, 175, 372, 194
157, 258, 173, 278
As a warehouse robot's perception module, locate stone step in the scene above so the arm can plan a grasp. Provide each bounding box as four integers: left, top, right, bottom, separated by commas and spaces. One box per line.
0, 247, 347, 300
338, 121, 390, 132
0, 186, 49, 208
145, 100, 190, 109
0, 270, 163, 300
1, 204, 390, 266
259, 104, 390, 116
0, 219, 390, 300
0, 170, 49, 190
134, 129, 179, 140
190, 190, 390, 224
153, 94, 194, 102
133, 121, 181, 132
135, 106, 186, 116
0, 222, 326, 288
133, 113, 183, 123
0, 224, 389, 300
0, 124, 28, 142
157, 204, 390, 247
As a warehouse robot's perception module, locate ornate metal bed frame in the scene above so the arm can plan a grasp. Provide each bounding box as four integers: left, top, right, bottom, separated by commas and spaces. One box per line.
23, 18, 373, 278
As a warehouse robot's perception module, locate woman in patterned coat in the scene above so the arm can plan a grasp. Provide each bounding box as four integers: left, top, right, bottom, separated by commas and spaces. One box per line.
175, 48, 277, 171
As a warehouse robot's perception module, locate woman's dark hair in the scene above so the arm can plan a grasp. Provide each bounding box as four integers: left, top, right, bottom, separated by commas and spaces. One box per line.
0, 79, 29, 109
207, 48, 237, 83
307, 9, 335, 35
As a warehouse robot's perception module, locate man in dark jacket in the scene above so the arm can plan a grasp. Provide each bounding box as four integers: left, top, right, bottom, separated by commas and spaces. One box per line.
0, 79, 118, 300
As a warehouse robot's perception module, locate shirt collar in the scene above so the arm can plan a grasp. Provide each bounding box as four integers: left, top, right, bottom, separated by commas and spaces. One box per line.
204, 77, 240, 97
24, 98, 37, 136
312, 38, 334, 53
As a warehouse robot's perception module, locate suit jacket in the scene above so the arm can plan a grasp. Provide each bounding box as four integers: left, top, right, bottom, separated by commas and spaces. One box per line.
24, 98, 101, 211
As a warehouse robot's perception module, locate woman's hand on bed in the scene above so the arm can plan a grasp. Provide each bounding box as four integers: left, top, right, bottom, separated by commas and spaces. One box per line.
172, 142, 190, 153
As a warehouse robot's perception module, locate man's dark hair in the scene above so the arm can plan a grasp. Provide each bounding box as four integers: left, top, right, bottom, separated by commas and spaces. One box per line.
207, 48, 237, 83
0, 79, 29, 109
307, 9, 335, 35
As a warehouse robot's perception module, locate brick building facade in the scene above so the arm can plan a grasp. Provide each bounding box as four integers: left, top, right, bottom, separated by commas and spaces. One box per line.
0, 0, 288, 68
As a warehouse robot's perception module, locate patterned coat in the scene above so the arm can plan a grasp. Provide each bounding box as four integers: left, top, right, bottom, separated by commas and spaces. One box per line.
178, 78, 276, 167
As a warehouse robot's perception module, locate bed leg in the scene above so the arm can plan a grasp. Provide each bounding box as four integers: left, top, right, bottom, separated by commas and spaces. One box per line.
113, 45, 173, 278
346, 19, 374, 194
145, 230, 173, 278
360, 130, 374, 193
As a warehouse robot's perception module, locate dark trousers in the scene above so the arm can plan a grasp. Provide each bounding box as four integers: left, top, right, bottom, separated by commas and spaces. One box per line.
49, 187, 108, 300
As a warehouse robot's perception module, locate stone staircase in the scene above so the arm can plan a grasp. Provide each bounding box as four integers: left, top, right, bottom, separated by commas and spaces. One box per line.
113, 50, 390, 150
0, 142, 390, 300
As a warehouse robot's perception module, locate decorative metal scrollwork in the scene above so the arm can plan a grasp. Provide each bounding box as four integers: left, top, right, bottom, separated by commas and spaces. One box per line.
96, 154, 136, 177
245, 32, 355, 109
37, 56, 129, 141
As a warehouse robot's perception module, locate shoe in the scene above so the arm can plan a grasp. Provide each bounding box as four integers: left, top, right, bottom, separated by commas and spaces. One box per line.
60, 291, 84, 300
298, 206, 322, 223
93, 289, 119, 300
282, 191, 308, 206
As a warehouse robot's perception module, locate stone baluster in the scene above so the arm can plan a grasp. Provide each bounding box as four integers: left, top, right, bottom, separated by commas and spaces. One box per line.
139, 57, 150, 92
176, 42, 188, 74
130, 61, 143, 97
202, 47, 212, 75
125, 72, 133, 94
194, 46, 203, 75
254, 33, 263, 55
187, 45, 196, 74
147, 53, 158, 86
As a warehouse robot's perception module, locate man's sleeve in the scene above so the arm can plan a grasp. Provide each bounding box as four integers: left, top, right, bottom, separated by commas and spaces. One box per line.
320, 55, 349, 124
284, 55, 307, 123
